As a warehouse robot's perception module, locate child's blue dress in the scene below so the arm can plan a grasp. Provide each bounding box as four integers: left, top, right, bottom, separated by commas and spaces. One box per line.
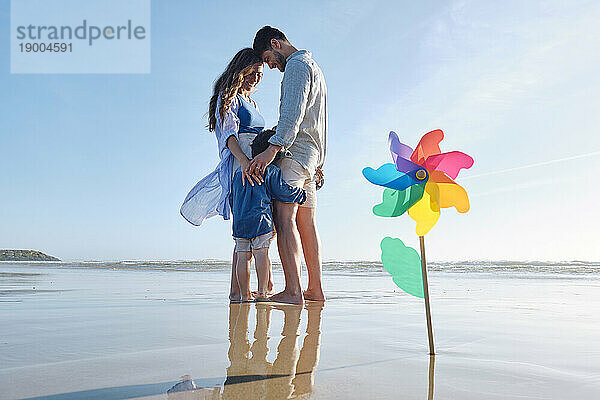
230, 164, 306, 239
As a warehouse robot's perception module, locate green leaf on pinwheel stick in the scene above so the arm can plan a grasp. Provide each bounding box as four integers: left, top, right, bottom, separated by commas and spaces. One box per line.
380, 237, 424, 298
373, 183, 426, 217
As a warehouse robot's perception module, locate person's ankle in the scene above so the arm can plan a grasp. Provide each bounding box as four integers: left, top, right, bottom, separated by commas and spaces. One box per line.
305, 286, 323, 294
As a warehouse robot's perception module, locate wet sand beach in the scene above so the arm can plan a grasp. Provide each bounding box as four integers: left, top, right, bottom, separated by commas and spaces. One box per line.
1, 261, 599, 399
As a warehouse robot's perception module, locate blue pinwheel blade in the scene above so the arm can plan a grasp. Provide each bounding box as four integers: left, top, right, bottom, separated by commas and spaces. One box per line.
362, 163, 420, 191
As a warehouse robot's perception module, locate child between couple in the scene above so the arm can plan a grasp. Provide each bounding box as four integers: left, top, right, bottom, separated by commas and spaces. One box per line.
230, 129, 307, 303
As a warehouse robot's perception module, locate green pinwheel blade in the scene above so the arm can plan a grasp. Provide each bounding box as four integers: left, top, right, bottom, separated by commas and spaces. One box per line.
373, 183, 426, 217
380, 237, 424, 298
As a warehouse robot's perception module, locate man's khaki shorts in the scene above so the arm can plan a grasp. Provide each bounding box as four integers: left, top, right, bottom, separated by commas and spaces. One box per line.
276, 157, 316, 208
234, 232, 274, 252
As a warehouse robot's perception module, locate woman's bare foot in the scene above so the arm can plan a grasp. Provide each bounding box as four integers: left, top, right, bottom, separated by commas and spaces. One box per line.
269, 290, 303, 305
303, 288, 325, 302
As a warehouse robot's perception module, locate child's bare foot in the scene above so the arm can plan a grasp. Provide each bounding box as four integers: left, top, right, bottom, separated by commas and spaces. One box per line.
253, 288, 275, 296
255, 292, 270, 302
239, 292, 255, 303
258, 288, 276, 296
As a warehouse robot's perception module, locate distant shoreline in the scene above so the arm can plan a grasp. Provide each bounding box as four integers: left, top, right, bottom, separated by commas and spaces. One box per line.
0, 250, 60, 261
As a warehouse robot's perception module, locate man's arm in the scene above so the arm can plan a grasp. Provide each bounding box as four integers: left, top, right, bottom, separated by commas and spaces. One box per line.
246, 143, 280, 176
248, 61, 311, 176
270, 60, 311, 150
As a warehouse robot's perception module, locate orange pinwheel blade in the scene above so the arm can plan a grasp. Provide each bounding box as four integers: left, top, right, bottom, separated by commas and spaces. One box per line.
411, 129, 443, 165
429, 170, 470, 213
407, 181, 440, 236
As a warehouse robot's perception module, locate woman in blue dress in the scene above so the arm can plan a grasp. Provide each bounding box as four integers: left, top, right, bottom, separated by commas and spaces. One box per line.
181, 48, 269, 300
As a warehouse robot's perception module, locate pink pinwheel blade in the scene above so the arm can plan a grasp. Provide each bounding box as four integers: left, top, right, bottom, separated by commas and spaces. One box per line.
411, 129, 443, 166
423, 151, 474, 180
388, 131, 421, 173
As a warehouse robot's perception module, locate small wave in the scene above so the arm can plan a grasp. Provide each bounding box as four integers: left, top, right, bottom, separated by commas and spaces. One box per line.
2, 260, 599, 275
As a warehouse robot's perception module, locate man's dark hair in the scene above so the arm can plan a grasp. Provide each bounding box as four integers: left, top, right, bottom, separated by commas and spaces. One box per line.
251, 128, 280, 159
253, 26, 288, 56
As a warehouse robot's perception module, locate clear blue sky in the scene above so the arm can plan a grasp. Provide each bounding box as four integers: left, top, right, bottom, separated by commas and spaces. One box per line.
1, 0, 599, 261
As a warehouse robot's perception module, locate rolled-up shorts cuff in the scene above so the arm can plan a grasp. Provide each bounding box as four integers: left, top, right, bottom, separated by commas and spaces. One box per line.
233, 231, 274, 252
276, 157, 317, 208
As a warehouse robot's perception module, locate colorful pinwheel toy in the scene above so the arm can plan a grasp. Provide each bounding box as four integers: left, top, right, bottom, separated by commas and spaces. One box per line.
363, 129, 473, 235
362, 129, 473, 354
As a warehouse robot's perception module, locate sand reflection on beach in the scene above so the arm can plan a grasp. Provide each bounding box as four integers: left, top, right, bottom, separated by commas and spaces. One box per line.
2, 262, 600, 399
167, 303, 323, 400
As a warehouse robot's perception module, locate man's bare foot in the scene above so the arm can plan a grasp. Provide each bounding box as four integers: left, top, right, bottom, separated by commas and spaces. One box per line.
303, 288, 325, 302
269, 290, 303, 305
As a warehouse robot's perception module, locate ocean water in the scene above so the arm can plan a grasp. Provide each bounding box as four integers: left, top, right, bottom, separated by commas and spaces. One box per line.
1, 260, 599, 399
3, 258, 599, 274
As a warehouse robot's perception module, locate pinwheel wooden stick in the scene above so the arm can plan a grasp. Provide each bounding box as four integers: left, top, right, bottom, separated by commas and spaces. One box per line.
363, 129, 473, 354
419, 235, 434, 355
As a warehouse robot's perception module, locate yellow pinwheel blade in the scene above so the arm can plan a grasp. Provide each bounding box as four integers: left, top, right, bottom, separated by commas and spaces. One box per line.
408, 182, 440, 236
429, 170, 470, 213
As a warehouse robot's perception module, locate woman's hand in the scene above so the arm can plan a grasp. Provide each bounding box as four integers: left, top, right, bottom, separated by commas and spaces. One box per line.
240, 158, 262, 186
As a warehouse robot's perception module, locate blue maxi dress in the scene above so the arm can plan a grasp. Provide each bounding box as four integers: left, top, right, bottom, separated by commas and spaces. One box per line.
180, 94, 265, 226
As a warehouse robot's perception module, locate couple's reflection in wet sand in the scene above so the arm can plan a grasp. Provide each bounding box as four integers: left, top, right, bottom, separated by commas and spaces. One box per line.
168, 302, 323, 400
224, 302, 323, 400
168, 302, 436, 400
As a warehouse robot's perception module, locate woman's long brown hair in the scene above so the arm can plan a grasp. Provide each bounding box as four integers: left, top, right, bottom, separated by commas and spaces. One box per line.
208, 48, 262, 132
